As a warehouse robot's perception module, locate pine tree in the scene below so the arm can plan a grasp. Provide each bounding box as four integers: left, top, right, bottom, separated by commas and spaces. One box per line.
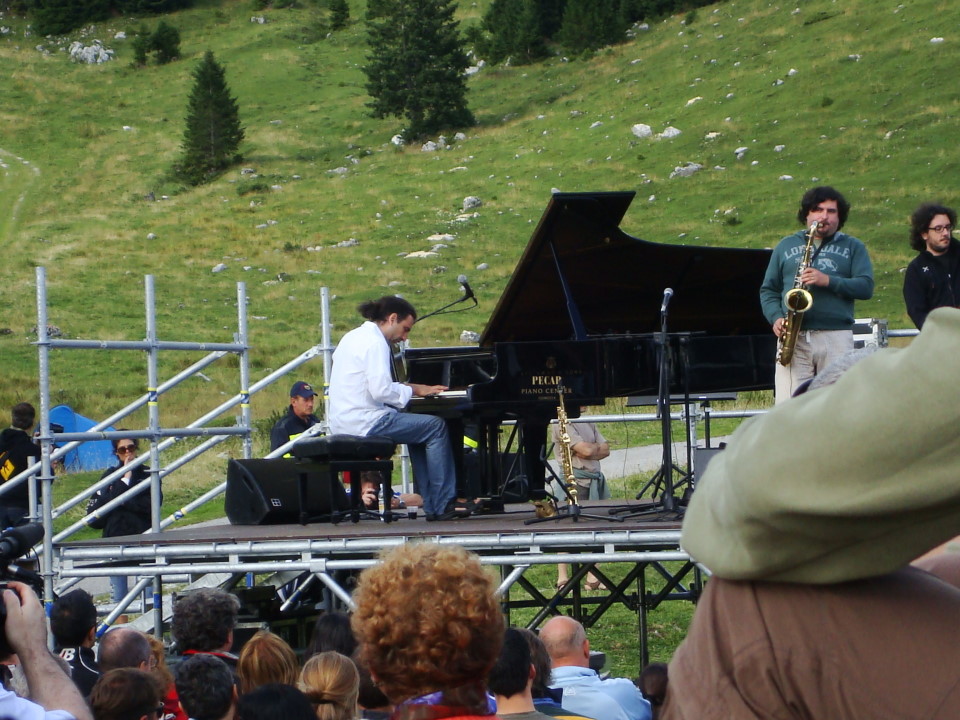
329, 0, 349, 31
482, 0, 547, 65
557, 0, 623, 54
176, 51, 245, 186
363, 0, 474, 141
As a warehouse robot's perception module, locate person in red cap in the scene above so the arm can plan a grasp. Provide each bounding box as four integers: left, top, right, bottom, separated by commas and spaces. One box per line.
270, 380, 320, 452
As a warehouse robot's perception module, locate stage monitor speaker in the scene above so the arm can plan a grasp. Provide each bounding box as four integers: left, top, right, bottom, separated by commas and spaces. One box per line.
225, 458, 349, 525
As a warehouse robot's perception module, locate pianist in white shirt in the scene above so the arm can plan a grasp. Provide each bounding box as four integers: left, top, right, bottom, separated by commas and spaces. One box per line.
328, 295, 467, 521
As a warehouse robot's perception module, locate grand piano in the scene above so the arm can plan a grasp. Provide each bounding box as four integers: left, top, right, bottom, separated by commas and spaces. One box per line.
405, 191, 775, 502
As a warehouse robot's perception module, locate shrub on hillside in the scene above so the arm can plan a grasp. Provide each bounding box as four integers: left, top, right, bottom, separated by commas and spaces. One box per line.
150, 20, 181, 64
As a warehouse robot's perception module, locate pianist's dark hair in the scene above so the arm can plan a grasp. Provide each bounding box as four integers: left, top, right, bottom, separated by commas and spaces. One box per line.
909, 202, 956, 252
358, 296, 417, 323
797, 186, 850, 231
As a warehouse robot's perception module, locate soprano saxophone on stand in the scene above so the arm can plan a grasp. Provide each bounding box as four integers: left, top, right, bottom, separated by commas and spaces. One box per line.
776, 221, 820, 366
555, 388, 580, 508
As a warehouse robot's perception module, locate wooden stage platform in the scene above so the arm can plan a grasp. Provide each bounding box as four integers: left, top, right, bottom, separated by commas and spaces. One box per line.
56, 500, 701, 668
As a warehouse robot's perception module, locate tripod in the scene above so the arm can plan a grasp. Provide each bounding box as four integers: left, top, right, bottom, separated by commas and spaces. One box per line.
613, 289, 688, 519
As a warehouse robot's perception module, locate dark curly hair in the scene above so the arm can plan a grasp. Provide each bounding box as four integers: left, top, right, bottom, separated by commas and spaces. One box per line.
351, 544, 503, 706
909, 202, 956, 252
172, 588, 239, 652
797, 186, 850, 230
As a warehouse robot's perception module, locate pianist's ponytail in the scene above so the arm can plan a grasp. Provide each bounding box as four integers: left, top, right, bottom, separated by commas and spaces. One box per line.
359, 296, 417, 323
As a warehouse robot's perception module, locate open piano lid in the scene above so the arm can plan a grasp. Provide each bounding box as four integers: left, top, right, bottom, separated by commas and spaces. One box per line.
479, 191, 773, 346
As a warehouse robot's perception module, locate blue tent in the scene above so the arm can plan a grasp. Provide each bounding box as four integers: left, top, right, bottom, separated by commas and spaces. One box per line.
49, 405, 117, 473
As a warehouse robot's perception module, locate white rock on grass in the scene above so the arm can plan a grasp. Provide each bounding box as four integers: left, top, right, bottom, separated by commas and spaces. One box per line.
659, 126, 682, 139
631, 123, 653, 139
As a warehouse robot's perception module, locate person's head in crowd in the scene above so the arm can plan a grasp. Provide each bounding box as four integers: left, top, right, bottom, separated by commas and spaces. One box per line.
171, 588, 240, 653
306, 612, 357, 660
513, 628, 553, 698
636, 663, 668, 711
237, 630, 299, 695
238, 683, 317, 720
143, 634, 174, 692
174, 654, 237, 720
909, 202, 957, 254
89, 667, 165, 720
50, 588, 98, 649
487, 628, 533, 700
351, 543, 503, 710
98, 628, 154, 673
299, 651, 359, 720
352, 649, 390, 713
11, 402, 35, 431
539, 616, 589, 668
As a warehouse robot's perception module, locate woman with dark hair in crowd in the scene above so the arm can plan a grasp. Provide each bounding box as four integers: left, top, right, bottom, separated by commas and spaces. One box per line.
351, 543, 503, 720
305, 612, 357, 660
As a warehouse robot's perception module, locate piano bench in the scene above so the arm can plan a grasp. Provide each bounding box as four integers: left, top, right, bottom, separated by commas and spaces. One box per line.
292, 434, 396, 523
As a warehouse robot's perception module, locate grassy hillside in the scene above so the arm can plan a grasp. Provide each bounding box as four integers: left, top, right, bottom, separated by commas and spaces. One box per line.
1, 0, 957, 424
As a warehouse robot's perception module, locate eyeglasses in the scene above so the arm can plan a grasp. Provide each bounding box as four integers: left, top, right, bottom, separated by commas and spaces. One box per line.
928, 224, 953, 234
116, 444, 137, 454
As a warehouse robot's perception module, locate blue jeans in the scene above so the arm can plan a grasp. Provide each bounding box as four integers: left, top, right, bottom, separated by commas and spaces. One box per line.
368, 412, 456, 516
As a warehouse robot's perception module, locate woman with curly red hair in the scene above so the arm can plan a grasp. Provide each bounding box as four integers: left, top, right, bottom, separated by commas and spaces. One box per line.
351, 544, 503, 720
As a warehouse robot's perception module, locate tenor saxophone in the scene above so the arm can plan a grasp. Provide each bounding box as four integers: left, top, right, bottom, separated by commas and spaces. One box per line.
776, 221, 820, 366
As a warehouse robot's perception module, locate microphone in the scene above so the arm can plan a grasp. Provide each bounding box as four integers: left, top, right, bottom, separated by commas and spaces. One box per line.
457, 274, 475, 300
660, 287, 674, 313
0, 524, 42, 562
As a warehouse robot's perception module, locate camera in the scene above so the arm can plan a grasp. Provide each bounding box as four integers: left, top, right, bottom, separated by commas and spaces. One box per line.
0, 524, 44, 657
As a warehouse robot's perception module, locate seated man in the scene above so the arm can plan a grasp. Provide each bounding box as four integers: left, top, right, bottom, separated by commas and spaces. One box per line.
658, 308, 960, 719
175, 654, 238, 720
489, 628, 560, 720
328, 296, 463, 520
51, 589, 100, 698
270, 381, 320, 452
171, 588, 240, 669
89, 668, 164, 720
540, 616, 650, 720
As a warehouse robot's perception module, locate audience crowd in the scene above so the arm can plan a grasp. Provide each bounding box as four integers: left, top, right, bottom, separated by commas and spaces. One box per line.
25, 544, 657, 720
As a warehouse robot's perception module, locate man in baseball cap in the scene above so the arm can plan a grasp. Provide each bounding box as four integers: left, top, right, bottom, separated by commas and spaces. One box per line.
270, 380, 320, 452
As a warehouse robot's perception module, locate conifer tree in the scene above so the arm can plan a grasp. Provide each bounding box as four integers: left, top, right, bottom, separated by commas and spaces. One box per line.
176, 51, 245, 186
363, 0, 474, 140
482, 0, 547, 65
557, 0, 622, 54
329, 0, 349, 30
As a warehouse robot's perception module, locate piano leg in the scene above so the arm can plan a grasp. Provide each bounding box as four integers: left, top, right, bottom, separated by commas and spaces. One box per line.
521, 420, 548, 501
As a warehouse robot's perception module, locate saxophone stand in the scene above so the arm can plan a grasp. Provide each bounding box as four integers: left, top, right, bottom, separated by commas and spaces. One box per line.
611, 288, 686, 520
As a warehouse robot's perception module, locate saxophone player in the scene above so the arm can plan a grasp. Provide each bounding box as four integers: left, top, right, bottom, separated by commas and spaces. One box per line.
759, 186, 874, 402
